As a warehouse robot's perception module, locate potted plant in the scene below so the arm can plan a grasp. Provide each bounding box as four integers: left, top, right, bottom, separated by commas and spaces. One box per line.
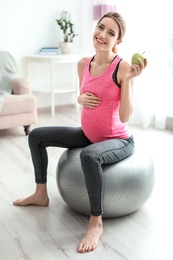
56, 10, 78, 54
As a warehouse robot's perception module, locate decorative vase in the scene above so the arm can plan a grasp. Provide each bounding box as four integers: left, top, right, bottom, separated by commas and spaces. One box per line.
59, 42, 74, 54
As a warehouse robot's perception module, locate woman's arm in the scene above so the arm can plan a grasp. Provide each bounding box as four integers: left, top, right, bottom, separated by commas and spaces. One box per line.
77, 57, 88, 88
117, 58, 147, 123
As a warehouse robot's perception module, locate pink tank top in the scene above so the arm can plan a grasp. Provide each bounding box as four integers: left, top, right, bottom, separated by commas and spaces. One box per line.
81, 55, 131, 143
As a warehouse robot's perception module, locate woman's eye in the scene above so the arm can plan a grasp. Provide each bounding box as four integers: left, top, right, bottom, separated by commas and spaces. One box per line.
97, 25, 103, 30
109, 32, 115, 36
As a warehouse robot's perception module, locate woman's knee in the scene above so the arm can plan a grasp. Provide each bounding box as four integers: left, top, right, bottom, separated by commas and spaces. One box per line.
28, 127, 42, 147
80, 147, 100, 165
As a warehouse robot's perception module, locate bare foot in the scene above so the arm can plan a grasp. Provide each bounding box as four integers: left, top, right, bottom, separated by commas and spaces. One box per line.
13, 193, 49, 206
77, 216, 103, 253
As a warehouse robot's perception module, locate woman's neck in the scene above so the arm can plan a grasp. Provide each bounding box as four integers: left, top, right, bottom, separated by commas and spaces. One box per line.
94, 51, 117, 66
90, 52, 117, 77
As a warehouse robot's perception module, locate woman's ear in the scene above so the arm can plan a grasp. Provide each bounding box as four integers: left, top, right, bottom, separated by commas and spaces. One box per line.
114, 39, 122, 49
113, 39, 122, 54
117, 40, 122, 45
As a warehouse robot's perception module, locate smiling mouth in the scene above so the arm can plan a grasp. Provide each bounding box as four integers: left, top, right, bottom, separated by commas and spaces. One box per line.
96, 37, 106, 44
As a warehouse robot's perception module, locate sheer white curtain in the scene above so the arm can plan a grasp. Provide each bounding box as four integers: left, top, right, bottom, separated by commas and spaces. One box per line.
116, 1, 173, 129
91, 1, 173, 129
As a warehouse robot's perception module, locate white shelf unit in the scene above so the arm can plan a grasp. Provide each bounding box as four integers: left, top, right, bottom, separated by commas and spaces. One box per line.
24, 54, 82, 117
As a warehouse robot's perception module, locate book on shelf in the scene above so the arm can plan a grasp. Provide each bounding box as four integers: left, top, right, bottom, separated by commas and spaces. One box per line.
40, 47, 59, 52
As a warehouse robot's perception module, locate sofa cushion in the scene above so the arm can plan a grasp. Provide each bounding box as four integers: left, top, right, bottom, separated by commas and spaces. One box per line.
12, 78, 31, 95
0, 94, 37, 116
0, 111, 37, 130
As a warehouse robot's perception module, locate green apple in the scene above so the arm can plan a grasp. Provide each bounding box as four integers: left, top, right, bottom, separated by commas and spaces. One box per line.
131, 52, 145, 65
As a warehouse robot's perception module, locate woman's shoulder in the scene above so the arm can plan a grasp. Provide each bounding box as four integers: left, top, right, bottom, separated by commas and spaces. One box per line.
77, 56, 91, 76
116, 58, 131, 84
77, 57, 91, 84
78, 57, 90, 67
118, 58, 131, 73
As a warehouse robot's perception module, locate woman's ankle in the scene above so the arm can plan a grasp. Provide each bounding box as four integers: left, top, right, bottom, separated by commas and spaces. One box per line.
35, 183, 48, 195
89, 215, 103, 227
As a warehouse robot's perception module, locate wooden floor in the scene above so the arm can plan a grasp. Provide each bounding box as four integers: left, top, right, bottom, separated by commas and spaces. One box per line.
0, 105, 173, 260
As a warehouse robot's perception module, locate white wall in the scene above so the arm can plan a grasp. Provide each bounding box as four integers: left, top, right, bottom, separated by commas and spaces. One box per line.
0, 0, 94, 108
1, 1, 172, 112
0, 0, 93, 70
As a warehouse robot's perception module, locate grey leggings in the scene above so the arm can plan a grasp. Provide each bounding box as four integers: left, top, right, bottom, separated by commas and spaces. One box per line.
28, 126, 134, 216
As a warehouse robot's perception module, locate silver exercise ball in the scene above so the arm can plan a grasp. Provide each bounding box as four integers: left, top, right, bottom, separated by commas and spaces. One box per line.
56, 147, 155, 218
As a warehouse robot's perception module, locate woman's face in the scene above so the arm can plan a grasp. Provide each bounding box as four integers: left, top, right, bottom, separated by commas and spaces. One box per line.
93, 17, 120, 52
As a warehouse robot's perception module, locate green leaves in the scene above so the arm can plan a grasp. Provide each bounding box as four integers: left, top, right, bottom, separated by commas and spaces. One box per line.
56, 11, 78, 42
